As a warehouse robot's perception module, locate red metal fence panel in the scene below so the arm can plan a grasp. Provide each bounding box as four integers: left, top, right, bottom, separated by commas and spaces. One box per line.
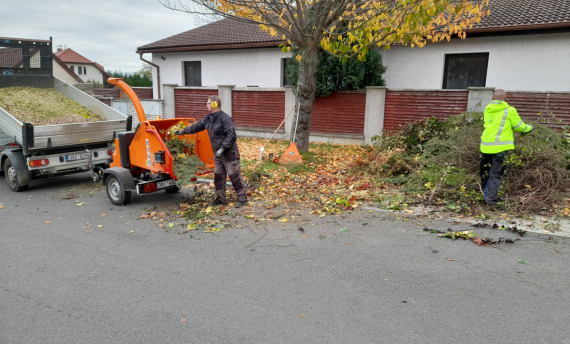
506, 92, 570, 129
384, 90, 468, 132
132, 87, 154, 100
174, 89, 214, 120
94, 88, 120, 98
232, 91, 285, 129
310, 91, 366, 135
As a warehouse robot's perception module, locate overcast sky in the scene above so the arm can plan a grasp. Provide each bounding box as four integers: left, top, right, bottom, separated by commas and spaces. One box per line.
0, 0, 208, 72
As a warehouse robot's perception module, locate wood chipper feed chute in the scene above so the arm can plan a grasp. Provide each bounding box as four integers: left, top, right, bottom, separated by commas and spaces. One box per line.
103, 78, 214, 205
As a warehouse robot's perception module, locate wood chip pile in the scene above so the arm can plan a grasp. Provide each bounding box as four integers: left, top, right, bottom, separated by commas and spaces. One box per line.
0, 87, 105, 125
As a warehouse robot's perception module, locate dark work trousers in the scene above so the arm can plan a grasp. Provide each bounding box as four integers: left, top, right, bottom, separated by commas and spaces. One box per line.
480, 151, 508, 205
214, 155, 248, 203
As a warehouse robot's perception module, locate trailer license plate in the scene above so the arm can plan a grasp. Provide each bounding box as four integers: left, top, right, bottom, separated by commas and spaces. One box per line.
157, 179, 176, 189
65, 153, 90, 162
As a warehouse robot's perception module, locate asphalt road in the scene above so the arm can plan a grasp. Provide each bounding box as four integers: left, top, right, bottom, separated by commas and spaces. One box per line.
1, 173, 570, 344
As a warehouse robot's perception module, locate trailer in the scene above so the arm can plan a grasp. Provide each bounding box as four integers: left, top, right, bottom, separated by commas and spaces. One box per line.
0, 37, 130, 191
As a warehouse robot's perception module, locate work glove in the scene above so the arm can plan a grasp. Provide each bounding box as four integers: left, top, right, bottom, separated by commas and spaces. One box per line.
216, 148, 225, 158
174, 130, 184, 135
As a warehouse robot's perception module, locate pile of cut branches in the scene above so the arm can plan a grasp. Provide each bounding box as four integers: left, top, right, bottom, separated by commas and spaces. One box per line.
0, 86, 105, 125
368, 113, 570, 212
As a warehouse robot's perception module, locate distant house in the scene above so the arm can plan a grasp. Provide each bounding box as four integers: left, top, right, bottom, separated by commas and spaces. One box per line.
138, 0, 570, 99
52, 53, 83, 85
54, 48, 111, 86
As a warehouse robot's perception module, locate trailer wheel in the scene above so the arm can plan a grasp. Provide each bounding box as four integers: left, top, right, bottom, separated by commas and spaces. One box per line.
106, 175, 131, 205
4, 158, 28, 192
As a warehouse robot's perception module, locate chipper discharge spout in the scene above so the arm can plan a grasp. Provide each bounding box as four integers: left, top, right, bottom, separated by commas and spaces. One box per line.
101, 78, 214, 205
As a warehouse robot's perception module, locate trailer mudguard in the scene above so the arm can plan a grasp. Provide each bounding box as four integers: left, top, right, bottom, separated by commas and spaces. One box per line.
1, 150, 31, 186
102, 167, 135, 191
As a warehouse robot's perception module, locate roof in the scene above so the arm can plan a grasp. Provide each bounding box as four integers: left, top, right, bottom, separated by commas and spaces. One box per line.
138, 0, 570, 53
0, 47, 24, 68
52, 53, 83, 83
468, 0, 570, 32
137, 18, 285, 53
55, 48, 93, 64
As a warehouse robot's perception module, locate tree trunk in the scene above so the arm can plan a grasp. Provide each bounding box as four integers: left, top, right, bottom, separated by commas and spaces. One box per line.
290, 46, 320, 152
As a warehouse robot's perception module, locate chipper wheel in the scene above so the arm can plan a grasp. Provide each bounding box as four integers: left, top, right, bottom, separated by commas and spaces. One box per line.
106, 175, 131, 205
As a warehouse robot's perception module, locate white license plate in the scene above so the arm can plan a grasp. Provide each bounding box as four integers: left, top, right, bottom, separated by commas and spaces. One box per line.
65, 153, 90, 162
157, 179, 176, 189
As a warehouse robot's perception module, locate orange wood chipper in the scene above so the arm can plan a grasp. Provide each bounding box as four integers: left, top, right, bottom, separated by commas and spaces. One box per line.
101, 78, 214, 205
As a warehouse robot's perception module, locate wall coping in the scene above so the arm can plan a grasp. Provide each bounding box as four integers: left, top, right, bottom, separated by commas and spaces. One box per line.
505, 90, 570, 94
468, 87, 495, 90
162, 83, 179, 87
365, 86, 387, 89
387, 88, 469, 92
175, 86, 218, 90
233, 87, 285, 92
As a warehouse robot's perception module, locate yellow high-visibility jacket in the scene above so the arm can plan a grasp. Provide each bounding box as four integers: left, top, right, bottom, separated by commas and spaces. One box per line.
480, 100, 532, 154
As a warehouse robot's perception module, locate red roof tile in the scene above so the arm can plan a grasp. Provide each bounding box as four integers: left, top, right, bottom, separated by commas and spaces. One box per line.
54, 48, 93, 64
0, 47, 24, 68
138, 1, 570, 52
137, 18, 283, 52
469, 0, 570, 31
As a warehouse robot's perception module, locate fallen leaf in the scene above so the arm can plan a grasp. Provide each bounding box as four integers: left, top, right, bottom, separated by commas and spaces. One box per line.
205, 207, 214, 214
76, 202, 85, 206
228, 203, 235, 207
339, 228, 348, 232
45, 221, 51, 224
544, 230, 550, 233
244, 215, 255, 219
302, 234, 307, 238
168, 223, 175, 228
159, 212, 166, 218
404, 209, 414, 214
299, 315, 306, 319
140, 214, 149, 219
518, 260, 529, 264
525, 185, 532, 188
129, 230, 134, 234
297, 227, 305, 232
346, 242, 353, 245
0, 206, 4, 209
98, 225, 104, 228
180, 318, 186, 322
446, 258, 454, 261
158, 224, 164, 228
102, 214, 107, 216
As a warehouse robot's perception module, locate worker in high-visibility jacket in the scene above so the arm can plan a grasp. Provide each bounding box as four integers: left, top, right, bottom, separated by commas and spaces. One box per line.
480, 89, 532, 205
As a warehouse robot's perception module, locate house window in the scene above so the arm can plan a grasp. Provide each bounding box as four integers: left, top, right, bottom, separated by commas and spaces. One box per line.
442, 53, 489, 89
70, 65, 74, 72
83, 66, 87, 75
184, 61, 202, 86
78, 66, 82, 75
282, 58, 293, 86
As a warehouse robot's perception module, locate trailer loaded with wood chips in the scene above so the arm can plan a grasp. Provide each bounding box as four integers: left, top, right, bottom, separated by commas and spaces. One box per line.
0, 37, 131, 191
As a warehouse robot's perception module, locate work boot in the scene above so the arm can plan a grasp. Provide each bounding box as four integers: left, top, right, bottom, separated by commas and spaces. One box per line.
209, 198, 227, 206
234, 201, 249, 208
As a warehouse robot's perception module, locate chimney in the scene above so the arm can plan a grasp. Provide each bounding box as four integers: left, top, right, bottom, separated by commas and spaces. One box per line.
57, 48, 62, 52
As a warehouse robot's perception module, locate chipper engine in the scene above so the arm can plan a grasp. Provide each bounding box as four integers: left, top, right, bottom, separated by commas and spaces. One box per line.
102, 78, 214, 205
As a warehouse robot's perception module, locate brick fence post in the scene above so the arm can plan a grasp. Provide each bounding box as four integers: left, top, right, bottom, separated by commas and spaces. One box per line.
217, 85, 235, 117
364, 86, 387, 144
467, 87, 495, 113
162, 83, 178, 119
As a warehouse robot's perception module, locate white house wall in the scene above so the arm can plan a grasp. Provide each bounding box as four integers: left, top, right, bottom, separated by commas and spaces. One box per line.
65, 63, 104, 84
53, 62, 78, 85
151, 47, 290, 99
379, 32, 570, 92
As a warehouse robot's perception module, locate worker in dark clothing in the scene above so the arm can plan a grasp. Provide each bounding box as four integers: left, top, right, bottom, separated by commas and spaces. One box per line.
480, 89, 532, 205
175, 96, 248, 208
